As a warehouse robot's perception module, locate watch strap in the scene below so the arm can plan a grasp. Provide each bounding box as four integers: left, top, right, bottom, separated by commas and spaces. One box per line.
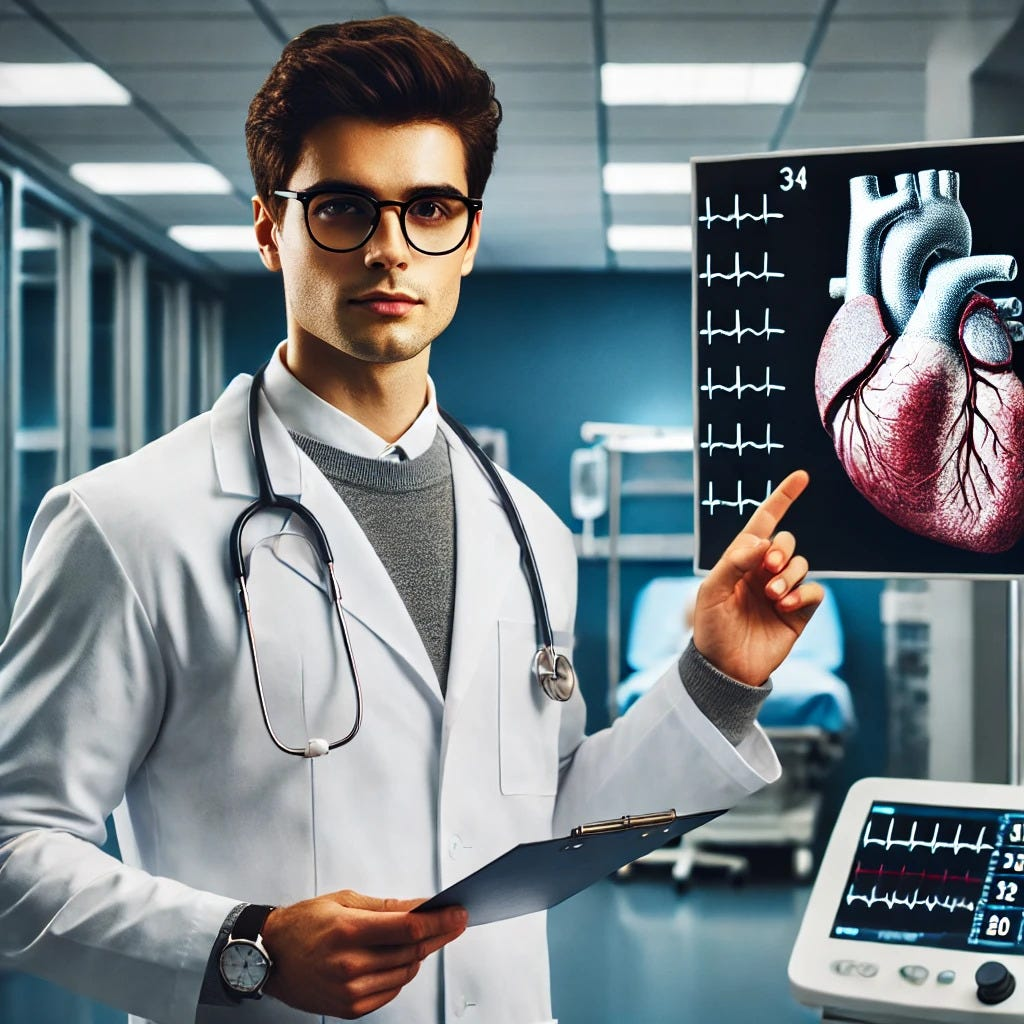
230, 903, 275, 942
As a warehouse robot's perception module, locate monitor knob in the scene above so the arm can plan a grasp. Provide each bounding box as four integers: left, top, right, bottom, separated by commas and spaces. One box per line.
976, 961, 1016, 1005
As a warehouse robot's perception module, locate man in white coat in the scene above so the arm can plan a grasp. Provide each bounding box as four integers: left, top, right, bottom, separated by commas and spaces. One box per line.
0, 16, 824, 1024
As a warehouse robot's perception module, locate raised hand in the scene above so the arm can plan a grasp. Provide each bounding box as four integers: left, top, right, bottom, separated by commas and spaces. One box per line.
692, 470, 824, 688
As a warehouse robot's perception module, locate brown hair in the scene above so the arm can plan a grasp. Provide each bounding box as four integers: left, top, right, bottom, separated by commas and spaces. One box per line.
246, 17, 502, 221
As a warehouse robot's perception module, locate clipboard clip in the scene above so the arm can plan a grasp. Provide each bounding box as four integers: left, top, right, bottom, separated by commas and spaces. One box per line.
570, 809, 676, 838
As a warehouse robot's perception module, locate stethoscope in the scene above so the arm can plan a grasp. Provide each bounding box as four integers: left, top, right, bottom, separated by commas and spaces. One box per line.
229, 363, 577, 758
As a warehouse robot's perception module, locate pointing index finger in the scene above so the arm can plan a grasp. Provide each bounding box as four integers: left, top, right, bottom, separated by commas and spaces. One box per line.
742, 470, 810, 540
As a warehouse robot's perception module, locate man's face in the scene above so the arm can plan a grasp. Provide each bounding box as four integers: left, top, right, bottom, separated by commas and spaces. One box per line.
254, 116, 481, 365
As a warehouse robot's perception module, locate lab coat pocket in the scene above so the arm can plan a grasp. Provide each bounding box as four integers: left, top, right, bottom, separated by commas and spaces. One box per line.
498, 619, 570, 797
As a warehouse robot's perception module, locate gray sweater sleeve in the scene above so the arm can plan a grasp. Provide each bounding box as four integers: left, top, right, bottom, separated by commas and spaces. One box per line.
677, 640, 773, 745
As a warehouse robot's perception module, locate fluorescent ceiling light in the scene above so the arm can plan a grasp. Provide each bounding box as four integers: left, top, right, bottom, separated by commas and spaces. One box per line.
0, 63, 130, 106
601, 63, 805, 105
604, 163, 692, 195
15, 228, 60, 251
607, 225, 692, 253
71, 163, 232, 195
168, 225, 258, 252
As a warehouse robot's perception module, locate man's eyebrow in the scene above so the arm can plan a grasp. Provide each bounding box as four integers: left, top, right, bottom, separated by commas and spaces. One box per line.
302, 179, 468, 198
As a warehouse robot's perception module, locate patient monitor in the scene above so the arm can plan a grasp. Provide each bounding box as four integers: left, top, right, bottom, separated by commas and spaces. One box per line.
790, 777, 1024, 1023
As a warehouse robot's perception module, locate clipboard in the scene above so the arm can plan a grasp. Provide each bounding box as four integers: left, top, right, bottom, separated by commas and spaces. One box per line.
416, 807, 725, 926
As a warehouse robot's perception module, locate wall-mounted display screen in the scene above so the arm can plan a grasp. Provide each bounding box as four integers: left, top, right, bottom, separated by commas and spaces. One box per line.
831, 800, 1024, 954
693, 138, 1024, 577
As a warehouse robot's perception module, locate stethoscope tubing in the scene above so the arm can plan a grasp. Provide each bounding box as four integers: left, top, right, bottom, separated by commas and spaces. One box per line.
231, 363, 575, 758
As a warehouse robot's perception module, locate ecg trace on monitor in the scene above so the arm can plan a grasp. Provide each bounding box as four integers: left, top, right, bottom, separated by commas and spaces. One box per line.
698, 193, 784, 230
701, 479, 774, 516
700, 366, 786, 401
699, 308, 786, 345
830, 801, 1024, 955
699, 252, 785, 288
700, 423, 783, 457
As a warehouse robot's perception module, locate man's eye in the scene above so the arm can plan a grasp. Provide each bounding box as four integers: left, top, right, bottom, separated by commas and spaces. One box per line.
311, 196, 368, 218
408, 198, 454, 221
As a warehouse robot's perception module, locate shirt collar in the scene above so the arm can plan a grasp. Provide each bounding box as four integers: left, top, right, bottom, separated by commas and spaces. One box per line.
262, 341, 438, 460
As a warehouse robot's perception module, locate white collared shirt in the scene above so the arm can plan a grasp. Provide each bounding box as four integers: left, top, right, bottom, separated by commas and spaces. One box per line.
262, 341, 438, 460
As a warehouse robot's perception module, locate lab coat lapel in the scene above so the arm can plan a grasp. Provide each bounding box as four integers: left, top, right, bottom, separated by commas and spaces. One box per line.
442, 421, 520, 723
210, 375, 443, 706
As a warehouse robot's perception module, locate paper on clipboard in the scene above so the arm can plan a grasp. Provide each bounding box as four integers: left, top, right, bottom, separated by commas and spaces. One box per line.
416, 808, 726, 926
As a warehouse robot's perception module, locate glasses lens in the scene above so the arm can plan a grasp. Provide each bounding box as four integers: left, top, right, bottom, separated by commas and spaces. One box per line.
403, 195, 470, 254
306, 192, 377, 251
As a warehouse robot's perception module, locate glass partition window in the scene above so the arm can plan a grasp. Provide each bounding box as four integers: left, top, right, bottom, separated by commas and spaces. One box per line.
90, 242, 124, 469
145, 274, 167, 444
14, 196, 66, 561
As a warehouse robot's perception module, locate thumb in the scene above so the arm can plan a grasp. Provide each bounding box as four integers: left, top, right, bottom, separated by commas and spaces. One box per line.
701, 533, 769, 602
328, 890, 424, 913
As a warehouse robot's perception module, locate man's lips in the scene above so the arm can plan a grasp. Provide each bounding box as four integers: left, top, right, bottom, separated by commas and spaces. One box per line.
350, 292, 420, 317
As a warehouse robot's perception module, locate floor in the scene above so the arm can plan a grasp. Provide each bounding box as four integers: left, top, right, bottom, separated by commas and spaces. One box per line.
0, 874, 821, 1023
548, 873, 820, 1024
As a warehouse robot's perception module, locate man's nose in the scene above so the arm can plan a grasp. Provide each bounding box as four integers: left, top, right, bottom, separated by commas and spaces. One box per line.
363, 207, 409, 270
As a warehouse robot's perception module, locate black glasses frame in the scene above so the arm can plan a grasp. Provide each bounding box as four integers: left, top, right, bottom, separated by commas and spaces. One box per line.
273, 188, 483, 256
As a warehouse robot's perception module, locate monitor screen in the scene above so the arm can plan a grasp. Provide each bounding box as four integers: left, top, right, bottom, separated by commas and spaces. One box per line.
831, 800, 1024, 954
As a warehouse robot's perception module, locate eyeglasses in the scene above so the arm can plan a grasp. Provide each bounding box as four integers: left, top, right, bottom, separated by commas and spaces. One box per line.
273, 188, 483, 256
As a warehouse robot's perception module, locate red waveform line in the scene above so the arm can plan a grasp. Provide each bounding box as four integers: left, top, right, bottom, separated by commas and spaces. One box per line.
853, 862, 983, 885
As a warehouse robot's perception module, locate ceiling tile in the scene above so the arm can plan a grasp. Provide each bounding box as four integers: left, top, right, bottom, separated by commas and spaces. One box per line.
604, 15, 815, 62
783, 108, 924, 145
53, 16, 282, 67
607, 140, 769, 162
490, 68, 596, 106
113, 67, 269, 108
608, 194, 691, 225
33, 0, 253, 13
835, 0, 1020, 14
394, 0, 590, 12
258, 0, 385, 15
607, 106, 780, 141
802, 67, 925, 109
605, 0, 819, 10
493, 142, 598, 174
0, 104, 166, 140
112, 193, 251, 227
614, 251, 690, 270
277, 14, 595, 65
816, 16, 992, 64
36, 138, 195, 167
162, 106, 246, 138
499, 106, 597, 140
0, 16, 80, 59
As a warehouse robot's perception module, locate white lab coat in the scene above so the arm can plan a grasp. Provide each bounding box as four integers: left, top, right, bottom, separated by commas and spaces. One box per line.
0, 373, 780, 1024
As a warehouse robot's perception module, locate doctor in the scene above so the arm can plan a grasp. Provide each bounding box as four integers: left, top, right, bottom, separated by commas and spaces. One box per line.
0, 16, 823, 1024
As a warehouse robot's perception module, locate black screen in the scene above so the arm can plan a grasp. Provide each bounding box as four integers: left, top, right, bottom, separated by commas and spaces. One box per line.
831, 800, 1024, 954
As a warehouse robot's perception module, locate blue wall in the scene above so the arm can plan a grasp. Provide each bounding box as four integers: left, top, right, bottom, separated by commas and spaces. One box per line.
223, 269, 888, 829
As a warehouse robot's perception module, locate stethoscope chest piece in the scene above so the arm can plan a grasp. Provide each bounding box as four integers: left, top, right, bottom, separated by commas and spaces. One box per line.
534, 646, 576, 702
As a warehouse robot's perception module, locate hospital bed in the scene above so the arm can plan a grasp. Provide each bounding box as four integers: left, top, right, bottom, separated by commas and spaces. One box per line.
615, 576, 855, 888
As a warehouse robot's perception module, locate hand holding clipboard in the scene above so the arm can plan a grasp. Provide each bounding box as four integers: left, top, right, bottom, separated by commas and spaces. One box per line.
416, 808, 725, 926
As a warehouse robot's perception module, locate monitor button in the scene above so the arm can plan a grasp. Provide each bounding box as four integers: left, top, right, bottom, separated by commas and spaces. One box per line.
899, 965, 929, 985
937, 970, 956, 985
976, 961, 1016, 1005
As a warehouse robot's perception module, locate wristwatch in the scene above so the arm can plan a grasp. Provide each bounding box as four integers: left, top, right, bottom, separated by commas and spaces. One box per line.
218, 904, 276, 999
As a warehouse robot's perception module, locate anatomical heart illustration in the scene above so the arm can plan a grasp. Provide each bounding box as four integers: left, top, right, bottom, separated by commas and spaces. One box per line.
816, 169, 1024, 554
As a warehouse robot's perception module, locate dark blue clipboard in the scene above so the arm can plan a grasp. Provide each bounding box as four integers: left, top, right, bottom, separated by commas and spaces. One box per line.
416, 808, 726, 926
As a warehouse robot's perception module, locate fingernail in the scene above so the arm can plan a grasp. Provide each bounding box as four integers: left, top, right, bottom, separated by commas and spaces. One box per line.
769, 579, 786, 596
450, 909, 468, 927
766, 552, 783, 570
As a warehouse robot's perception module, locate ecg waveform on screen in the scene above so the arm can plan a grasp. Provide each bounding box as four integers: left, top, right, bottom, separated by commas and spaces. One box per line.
698, 194, 784, 230
700, 366, 785, 400
701, 479, 773, 515
853, 862, 983, 885
844, 885, 977, 915
699, 252, 784, 287
699, 308, 785, 345
700, 423, 783, 457
863, 817, 996, 857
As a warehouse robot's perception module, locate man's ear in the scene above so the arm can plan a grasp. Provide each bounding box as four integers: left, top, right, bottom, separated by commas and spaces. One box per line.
460, 209, 482, 277
253, 195, 282, 272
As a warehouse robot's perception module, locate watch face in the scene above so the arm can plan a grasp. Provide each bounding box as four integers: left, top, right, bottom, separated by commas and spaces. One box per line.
220, 940, 270, 994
